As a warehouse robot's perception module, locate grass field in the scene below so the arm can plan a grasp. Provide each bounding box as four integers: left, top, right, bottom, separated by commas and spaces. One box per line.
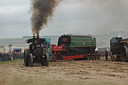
0, 59, 23, 65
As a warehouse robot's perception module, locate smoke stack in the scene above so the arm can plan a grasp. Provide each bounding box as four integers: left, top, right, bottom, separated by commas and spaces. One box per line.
33, 35, 35, 38
33, 32, 36, 38
37, 32, 39, 38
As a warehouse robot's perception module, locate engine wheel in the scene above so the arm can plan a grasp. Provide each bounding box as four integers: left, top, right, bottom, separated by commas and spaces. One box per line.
121, 46, 128, 62
28, 55, 33, 67
24, 49, 30, 66
42, 54, 49, 66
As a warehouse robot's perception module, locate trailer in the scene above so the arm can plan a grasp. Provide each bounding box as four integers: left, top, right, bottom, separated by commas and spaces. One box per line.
51, 44, 100, 60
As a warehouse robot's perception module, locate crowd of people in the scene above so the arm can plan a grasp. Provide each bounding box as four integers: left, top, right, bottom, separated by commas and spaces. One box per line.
0, 52, 23, 61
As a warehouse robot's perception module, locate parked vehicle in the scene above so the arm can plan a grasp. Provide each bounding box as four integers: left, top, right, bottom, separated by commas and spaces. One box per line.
51, 34, 100, 60
110, 37, 128, 61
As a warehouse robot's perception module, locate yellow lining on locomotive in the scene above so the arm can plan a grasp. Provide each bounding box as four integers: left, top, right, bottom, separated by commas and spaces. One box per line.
70, 45, 96, 47
72, 41, 96, 42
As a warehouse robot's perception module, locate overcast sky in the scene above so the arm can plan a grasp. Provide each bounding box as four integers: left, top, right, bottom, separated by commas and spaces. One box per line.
0, 0, 128, 38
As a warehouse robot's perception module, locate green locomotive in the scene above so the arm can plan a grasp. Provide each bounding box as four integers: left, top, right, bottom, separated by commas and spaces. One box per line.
58, 34, 96, 56
110, 37, 128, 61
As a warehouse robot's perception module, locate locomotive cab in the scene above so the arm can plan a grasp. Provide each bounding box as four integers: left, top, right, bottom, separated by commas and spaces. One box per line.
27, 38, 45, 56
57, 34, 96, 56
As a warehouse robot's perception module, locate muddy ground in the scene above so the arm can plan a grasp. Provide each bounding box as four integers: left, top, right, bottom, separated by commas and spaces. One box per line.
0, 58, 128, 85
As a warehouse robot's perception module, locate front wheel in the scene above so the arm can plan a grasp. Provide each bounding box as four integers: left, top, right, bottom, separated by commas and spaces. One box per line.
121, 46, 128, 62
42, 54, 49, 66
29, 55, 33, 67
24, 49, 29, 66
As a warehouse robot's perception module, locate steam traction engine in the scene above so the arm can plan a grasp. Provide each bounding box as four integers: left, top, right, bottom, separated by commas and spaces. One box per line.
110, 37, 128, 61
52, 34, 100, 60
24, 36, 49, 67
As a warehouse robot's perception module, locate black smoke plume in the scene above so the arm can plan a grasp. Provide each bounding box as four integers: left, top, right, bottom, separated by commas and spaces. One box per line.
31, 0, 59, 37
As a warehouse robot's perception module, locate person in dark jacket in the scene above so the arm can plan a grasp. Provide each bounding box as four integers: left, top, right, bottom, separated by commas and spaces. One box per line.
105, 50, 108, 61
0, 52, 1, 61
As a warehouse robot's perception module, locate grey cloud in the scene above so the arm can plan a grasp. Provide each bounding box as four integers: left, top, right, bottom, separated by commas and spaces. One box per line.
0, 0, 128, 38
0, 0, 30, 6
48, 0, 128, 35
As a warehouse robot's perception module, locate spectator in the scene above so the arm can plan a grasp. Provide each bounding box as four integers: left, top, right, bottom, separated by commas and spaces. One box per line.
105, 50, 108, 61
0, 52, 1, 61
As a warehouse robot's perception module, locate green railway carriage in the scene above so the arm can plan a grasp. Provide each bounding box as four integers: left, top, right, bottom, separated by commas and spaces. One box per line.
58, 34, 96, 56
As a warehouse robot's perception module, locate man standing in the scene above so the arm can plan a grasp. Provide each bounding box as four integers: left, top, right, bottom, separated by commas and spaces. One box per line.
0, 52, 1, 61
105, 50, 108, 61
